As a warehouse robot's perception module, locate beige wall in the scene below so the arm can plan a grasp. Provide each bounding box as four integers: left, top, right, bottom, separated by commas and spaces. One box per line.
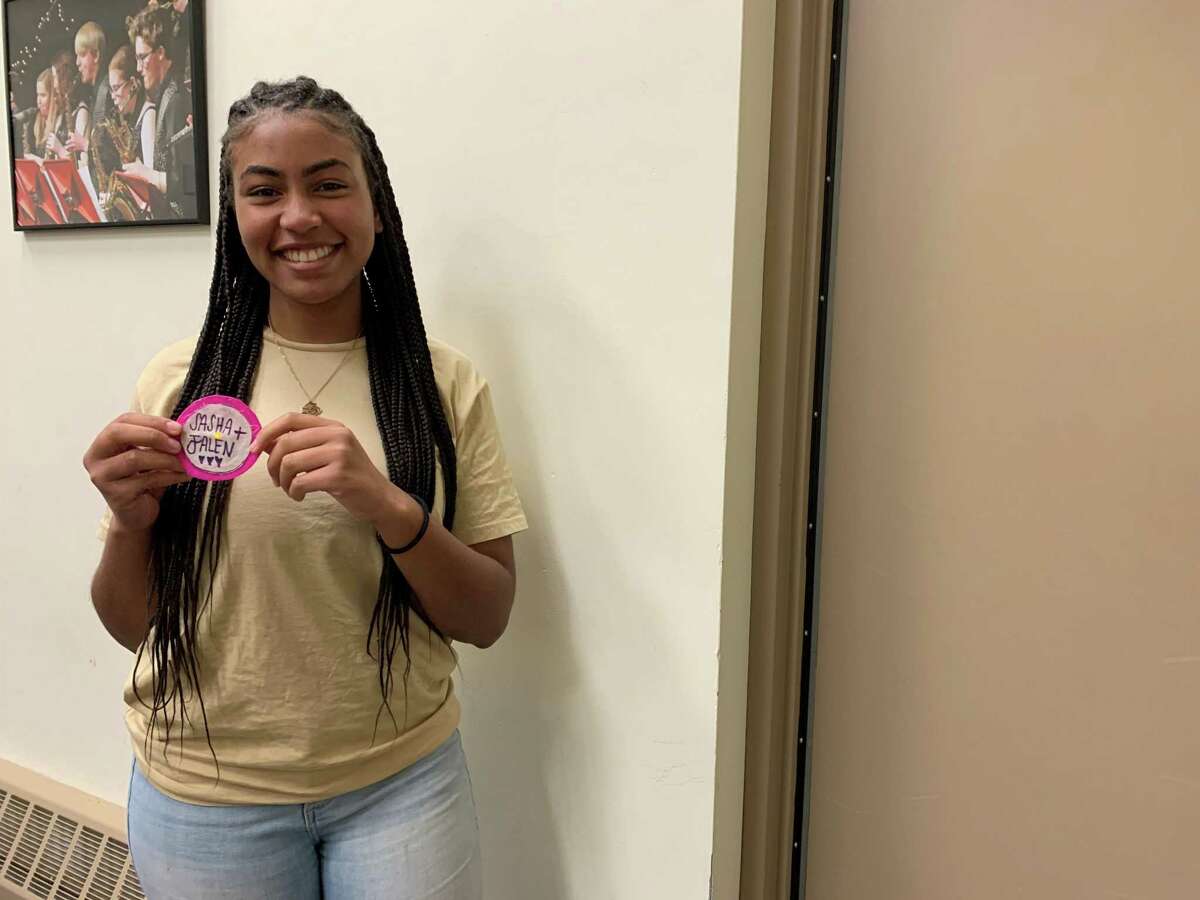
807, 2, 1200, 897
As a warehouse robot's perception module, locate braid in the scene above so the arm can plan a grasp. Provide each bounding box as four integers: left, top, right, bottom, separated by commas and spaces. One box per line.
134, 77, 457, 777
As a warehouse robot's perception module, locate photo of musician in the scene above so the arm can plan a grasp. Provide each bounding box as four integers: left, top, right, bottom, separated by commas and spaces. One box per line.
41, 52, 70, 158
4, 0, 207, 228
13, 68, 52, 157
91, 45, 153, 221
116, 3, 194, 218
63, 21, 114, 189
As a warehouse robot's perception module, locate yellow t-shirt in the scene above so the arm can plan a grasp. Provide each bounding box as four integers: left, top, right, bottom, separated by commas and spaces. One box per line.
98, 327, 528, 805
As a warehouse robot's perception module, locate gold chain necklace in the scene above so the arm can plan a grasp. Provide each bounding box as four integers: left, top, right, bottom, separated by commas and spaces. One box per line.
268, 316, 362, 416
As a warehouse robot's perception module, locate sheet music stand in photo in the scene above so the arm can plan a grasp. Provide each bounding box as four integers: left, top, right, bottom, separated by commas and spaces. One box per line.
12, 160, 38, 227
43, 159, 101, 224
13, 159, 68, 226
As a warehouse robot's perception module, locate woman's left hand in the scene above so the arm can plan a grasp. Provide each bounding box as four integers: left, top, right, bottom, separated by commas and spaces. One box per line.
250, 414, 398, 523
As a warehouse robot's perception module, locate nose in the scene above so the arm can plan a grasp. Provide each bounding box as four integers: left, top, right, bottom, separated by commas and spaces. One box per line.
279, 191, 321, 233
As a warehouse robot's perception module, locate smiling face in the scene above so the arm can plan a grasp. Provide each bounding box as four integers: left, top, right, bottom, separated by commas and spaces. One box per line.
231, 112, 383, 321
36, 81, 49, 116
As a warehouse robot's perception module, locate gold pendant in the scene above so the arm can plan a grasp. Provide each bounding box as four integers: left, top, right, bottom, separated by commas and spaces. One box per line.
303, 401, 322, 416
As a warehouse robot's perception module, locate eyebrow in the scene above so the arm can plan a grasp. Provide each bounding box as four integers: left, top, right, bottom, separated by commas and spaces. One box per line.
239, 158, 352, 180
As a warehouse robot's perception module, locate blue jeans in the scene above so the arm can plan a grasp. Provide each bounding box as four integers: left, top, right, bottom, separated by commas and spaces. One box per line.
126, 730, 481, 899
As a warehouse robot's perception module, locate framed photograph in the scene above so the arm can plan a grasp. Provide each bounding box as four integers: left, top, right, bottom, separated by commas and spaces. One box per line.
3, 0, 208, 230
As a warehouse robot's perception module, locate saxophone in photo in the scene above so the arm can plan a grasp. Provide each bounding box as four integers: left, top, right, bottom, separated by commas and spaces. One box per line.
91, 112, 146, 222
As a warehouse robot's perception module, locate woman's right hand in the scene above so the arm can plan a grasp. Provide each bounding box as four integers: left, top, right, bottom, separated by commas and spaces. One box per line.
84, 413, 190, 532
45, 133, 66, 158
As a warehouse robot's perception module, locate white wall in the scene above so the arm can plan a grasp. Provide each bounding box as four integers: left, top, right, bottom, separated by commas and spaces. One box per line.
0, 1, 771, 897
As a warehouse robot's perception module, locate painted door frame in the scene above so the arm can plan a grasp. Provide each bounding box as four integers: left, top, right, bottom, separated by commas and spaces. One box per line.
739, 0, 843, 896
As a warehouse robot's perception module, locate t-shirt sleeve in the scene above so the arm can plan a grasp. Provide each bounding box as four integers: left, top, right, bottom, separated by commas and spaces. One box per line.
448, 370, 528, 547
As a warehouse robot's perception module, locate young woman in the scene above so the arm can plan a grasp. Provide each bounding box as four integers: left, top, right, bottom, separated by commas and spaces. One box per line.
90, 46, 151, 221
82, 76, 527, 899
108, 46, 150, 156
28, 67, 63, 158
42, 49, 78, 160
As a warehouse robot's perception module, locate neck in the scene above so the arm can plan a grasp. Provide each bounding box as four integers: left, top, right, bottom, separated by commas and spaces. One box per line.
268, 279, 364, 344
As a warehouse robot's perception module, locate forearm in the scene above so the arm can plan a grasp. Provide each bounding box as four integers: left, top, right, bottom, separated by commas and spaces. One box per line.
91, 520, 156, 652
373, 488, 514, 648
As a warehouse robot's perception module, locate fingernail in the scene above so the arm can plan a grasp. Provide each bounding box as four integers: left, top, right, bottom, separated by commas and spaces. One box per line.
168, 440, 182, 453
167, 421, 182, 435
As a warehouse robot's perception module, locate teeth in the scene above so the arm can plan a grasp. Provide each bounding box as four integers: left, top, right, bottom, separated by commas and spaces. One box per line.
281, 245, 336, 263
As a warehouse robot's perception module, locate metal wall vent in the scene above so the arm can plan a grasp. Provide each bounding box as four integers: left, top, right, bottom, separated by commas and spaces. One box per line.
0, 787, 144, 900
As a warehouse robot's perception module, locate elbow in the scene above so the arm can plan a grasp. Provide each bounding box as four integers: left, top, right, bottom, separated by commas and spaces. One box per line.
470, 630, 505, 650
90, 578, 150, 654
467, 609, 511, 650
467, 586, 515, 650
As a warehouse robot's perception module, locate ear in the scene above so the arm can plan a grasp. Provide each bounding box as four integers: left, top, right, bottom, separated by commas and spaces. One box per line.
374, 210, 383, 234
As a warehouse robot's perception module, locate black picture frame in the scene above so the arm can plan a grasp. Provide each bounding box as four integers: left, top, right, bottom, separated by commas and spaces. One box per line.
3, 0, 209, 230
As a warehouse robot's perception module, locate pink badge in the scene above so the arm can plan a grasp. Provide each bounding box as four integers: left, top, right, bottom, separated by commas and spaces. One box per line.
176, 395, 262, 482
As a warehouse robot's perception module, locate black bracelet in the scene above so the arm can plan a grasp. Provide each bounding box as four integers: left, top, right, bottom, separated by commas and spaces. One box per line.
377, 493, 430, 554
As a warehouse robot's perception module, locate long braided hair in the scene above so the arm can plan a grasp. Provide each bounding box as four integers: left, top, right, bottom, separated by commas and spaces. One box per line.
131, 77, 458, 777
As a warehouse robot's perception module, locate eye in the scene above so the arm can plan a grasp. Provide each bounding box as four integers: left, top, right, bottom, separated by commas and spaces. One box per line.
315, 181, 348, 192
245, 186, 279, 198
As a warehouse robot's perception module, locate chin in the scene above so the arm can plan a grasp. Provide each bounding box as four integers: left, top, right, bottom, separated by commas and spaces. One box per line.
278, 273, 360, 307
276, 283, 336, 305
